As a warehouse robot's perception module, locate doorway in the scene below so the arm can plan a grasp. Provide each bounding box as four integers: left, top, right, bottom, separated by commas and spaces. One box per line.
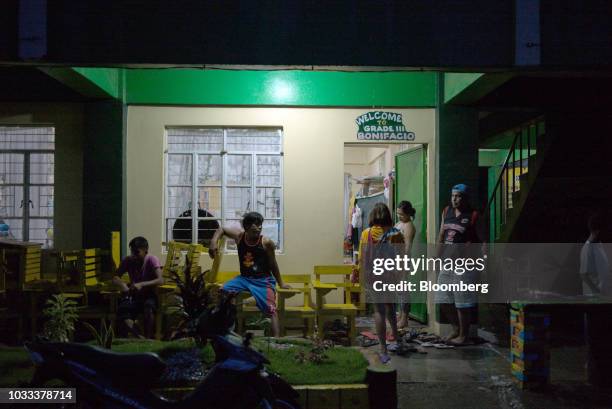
343, 143, 428, 323
395, 145, 427, 322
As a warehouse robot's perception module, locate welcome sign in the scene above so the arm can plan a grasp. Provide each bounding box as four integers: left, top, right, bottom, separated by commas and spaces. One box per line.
356, 111, 415, 141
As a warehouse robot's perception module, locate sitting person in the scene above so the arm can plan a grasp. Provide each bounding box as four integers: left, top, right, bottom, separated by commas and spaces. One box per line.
208, 212, 290, 337
112, 236, 163, 339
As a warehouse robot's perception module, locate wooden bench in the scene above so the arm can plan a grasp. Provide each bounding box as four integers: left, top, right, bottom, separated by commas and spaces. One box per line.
313, 265, 359, 345
156, 239, 224, 339
277, 274, 315, 337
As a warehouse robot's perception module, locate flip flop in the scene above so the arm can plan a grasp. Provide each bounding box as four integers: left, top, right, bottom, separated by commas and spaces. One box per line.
360, 331, 377, 340
433, 343, 455, 349
357, 336, 379, 347
414, 340, 435, 347
378, 353, 391, 364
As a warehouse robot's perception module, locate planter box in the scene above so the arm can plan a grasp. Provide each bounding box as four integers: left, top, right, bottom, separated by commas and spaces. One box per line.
294, 384, 368, 409
155, 383, 369, 409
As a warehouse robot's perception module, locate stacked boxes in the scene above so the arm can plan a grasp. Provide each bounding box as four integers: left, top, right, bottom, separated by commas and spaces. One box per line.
509, 306, 551, 389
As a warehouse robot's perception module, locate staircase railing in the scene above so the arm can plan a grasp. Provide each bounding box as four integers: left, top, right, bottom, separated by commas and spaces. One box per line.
486, 121, 542, 242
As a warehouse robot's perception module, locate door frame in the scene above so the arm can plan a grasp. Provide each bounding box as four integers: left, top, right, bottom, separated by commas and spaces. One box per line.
394, 144, 428, 323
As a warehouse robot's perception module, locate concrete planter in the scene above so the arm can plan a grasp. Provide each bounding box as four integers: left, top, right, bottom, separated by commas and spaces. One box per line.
294, 384, 369, 409
156, 383, 369, 408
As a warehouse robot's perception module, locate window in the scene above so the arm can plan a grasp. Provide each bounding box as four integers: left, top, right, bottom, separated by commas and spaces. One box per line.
165, 128, 283, 251
0, 126, 55, 248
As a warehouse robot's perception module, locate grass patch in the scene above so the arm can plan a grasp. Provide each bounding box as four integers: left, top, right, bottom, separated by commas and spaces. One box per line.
0, 338, 367, 387
254, 339, 368, 385
110, 338, 214, 362
0, 346, 32, 387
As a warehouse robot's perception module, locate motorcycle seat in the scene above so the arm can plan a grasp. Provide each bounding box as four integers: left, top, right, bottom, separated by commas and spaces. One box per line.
47, 342, 166, 388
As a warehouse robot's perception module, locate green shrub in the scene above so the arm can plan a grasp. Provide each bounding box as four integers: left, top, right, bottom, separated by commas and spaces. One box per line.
82, 319, 114, 349
168, 263, 211, 344
42, 294, 79, 342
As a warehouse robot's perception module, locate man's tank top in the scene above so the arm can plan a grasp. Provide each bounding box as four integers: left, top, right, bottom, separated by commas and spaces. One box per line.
237, 234, 271, 278
442, 206, 477, 244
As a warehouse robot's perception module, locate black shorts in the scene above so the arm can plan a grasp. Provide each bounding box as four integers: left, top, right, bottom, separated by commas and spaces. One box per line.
117, 294, 158, 321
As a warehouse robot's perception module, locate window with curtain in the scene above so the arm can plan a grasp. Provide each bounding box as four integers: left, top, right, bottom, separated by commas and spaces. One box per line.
165, 127, 283, 251
0, 126, 55, 248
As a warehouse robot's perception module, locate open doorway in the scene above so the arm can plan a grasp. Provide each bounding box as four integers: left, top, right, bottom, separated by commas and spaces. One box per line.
343, 142, 428, 323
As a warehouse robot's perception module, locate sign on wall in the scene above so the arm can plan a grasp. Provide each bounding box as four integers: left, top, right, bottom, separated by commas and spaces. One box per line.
356, 111, 415, 141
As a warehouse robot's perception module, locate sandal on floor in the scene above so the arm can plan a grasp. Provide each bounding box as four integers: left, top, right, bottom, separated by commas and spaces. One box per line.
378, 352, 391, 364
433, 343, 455, 349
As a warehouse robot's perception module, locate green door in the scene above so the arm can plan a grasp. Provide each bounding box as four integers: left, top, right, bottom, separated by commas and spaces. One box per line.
395, 146, 428, 323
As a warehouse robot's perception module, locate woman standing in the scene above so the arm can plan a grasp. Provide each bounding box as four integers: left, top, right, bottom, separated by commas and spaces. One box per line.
358, 203, 405, 364
395, 201, 416, 328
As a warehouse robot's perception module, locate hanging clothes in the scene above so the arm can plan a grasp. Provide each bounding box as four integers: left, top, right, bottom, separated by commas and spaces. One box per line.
351, 205, 362, 229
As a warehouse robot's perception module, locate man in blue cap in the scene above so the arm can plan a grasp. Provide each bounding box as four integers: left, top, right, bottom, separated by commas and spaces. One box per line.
435, 183, 481, 345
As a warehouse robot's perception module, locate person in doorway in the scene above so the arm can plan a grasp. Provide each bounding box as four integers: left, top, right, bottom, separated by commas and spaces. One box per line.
580, 212, 612, 387
208, 211, 290, 337
112, 236, 164, 339
579, 213, 610, 296
358, 202, 405, 364
395, 201, 416, 329
435, 184, 481, 346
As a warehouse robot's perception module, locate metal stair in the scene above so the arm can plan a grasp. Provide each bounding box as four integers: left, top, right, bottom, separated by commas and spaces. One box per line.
486, 118, 550, 243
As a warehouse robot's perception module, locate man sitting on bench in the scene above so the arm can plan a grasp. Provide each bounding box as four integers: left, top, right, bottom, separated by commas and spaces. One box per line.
112, 236, 163, 339
208, 212, 290, 337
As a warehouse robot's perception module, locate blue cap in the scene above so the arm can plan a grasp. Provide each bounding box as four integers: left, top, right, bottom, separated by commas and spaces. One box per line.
452, 184, 469, 195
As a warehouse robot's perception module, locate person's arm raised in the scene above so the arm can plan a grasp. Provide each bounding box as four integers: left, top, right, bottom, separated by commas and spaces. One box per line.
209, 225, 243, 258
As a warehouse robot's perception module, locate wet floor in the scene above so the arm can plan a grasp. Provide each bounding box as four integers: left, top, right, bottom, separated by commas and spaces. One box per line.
355, 317, 612, 409
380, 344, 612, 409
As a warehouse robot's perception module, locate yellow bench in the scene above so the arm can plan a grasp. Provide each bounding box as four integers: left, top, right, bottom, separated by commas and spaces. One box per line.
277, 274, 315, 337
313, 265, 359, 345
157, 239, 224, 339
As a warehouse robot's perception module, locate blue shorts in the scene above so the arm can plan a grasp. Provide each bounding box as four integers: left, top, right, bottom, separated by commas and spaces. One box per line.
222, 275, 277, 315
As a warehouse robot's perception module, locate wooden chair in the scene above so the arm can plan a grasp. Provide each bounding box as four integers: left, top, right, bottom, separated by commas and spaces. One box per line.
277, 274, 315, 337
79, 248, 120, 329
156, 241, 191, 339
56, 250, 88, 304
313, 265, 359, 345
80, 233, 123, 334
0, 240, 45, 291
156, 241, 215, 339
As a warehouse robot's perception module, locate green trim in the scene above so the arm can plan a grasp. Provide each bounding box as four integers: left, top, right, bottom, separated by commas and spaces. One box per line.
479, 149, 507, 166
444, 72, 515, 105
38, 67, 119, 99
72, 67, 121, 99
125, 69, 437, 106
444, 73, 483, 103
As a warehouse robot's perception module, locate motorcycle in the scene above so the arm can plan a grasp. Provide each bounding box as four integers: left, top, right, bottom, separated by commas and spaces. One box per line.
24, 296, 301, 409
